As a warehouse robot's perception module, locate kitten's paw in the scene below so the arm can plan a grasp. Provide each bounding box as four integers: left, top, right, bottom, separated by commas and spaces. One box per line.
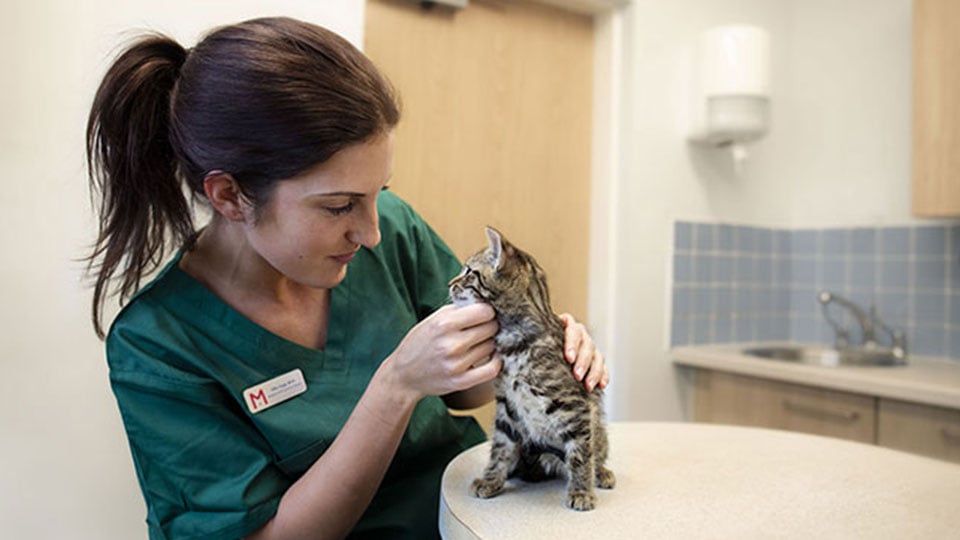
564, 490, 597, 511
596, 467, 616, 489
470, 478, 504, 499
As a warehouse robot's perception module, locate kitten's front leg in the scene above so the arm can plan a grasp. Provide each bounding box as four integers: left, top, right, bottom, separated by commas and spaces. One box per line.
471, 429, 519, 499
563, 432, 597, 511
593, 415, 616, 490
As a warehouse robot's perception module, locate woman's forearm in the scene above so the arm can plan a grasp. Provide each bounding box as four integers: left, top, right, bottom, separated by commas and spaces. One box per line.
442, 380, 495, 410
248, 304, 501, 539
245, 364, 420, 540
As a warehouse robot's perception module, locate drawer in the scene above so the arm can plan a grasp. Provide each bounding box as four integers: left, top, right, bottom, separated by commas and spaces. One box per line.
693, 370, 876, 444
878, 399, 960, 464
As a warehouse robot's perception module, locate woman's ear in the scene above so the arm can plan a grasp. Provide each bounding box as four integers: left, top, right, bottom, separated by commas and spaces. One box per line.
203, 171, 250, 222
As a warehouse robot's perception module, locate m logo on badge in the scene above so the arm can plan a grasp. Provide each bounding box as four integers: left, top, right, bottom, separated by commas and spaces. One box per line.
248, 388, 269, 411
243, 369, 307, 414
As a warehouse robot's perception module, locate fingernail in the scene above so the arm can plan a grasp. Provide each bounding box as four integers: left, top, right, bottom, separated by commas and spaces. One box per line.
586, 381, 595, 391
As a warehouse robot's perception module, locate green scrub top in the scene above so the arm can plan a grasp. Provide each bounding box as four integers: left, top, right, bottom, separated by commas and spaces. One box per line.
106, 191, 486, 540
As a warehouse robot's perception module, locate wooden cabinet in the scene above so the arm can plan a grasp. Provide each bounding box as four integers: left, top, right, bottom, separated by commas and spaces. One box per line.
912, 0, 960, 216
692, 370, 876, 444
689, 367, 960, 464
877, 399, 960, 465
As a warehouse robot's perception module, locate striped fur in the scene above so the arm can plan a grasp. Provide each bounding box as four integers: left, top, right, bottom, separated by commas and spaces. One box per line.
449, 227, 615, 511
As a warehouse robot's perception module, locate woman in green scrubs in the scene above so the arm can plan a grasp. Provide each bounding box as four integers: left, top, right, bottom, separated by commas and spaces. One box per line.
85, 17, 608, 540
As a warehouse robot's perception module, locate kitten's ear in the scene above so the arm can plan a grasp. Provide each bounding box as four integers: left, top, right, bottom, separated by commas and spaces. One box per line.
485, 227, 504, 269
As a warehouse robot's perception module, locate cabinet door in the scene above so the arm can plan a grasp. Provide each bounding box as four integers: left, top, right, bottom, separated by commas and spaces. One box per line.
693, 370, 876, 444
878, 399, 960, 464
912, 0, 960, 216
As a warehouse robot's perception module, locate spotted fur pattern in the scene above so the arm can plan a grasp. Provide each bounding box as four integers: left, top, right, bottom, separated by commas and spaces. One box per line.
449, 227, 615, 511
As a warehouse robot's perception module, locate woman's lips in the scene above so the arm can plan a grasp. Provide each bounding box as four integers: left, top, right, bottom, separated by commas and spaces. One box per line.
331, 251, 357, 264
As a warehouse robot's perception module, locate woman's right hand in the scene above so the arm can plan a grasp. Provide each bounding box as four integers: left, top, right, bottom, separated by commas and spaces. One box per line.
383, 303, 501, 400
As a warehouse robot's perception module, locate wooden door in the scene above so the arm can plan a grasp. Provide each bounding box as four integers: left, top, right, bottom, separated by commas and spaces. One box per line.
364, 0, 594, 319
912, 0, 960, 216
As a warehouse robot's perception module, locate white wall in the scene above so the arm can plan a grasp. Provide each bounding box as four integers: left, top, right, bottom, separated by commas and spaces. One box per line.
1, 0, 919, 535
773, 0, 913, 227
603, 0, 914, 422
0, 2, 362, 538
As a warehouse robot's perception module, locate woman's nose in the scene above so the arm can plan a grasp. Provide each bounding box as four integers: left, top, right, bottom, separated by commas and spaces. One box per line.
348, 202, 381, 248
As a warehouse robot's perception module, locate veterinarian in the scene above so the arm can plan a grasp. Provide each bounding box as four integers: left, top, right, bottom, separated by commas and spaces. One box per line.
85, 16, 608, 540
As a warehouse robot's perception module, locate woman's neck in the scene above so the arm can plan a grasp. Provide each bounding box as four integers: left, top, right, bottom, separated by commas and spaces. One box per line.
180, 217, 331, 349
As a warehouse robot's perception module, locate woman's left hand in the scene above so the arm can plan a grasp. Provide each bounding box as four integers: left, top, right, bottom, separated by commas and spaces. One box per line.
559, 313, 609, 392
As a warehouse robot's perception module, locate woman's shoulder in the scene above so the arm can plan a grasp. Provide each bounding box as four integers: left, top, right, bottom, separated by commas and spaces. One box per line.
105, 256, 208, 380
376, 189, 422, 231
375, 190, 450, 250
108, 257, 178, 333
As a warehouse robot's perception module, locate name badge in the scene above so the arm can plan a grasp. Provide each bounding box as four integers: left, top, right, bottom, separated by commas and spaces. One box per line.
243, 369, 307, 414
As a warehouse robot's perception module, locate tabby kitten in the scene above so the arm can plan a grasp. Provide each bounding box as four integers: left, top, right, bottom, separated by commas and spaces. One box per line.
449, 227, 615, 511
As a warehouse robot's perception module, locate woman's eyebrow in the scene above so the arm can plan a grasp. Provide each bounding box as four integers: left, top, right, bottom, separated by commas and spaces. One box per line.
308, 175, 391, 199
310, 190, 367, 198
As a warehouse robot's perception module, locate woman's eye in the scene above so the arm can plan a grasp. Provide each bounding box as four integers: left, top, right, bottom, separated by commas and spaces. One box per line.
325, 202, 355, 216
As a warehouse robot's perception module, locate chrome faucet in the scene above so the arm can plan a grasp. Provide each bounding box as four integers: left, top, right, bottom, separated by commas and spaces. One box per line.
817, 291, 875, 348
817, 291, 907, 359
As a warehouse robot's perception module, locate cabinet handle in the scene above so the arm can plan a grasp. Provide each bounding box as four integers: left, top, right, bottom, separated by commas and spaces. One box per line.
782, 399, 861, 423
942, 428, 960, 446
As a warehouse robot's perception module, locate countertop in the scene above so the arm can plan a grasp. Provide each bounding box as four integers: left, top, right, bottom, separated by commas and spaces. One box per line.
439, 422, 960, 539
672, 342, 960, 409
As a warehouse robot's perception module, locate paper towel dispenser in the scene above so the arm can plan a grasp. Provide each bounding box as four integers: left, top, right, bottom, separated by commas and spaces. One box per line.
688, 25, 770, 171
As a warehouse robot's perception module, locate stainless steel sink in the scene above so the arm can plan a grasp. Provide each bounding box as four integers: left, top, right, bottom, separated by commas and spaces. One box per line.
741, 345, 907, 367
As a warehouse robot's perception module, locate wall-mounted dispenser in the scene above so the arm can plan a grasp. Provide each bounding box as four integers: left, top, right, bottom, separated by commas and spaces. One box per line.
688, 24, 770, 173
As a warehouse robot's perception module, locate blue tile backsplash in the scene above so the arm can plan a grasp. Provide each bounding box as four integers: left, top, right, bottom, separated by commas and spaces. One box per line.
670, 221, 960, 361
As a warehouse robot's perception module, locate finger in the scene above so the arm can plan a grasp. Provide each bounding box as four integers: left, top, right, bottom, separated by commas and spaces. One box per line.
599, 364, 610, 389
454, 354, 503, 390
584, 351, 605, 391
573, 335, 595, 382
446, 302, 497, 329
452, 338, 497, 372
462, 318, 499, 344
561, 316, 583, 364
441, 319, 497, 360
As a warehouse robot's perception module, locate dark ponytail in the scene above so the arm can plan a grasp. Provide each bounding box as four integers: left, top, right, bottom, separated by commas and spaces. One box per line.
86, 34, 192, 339
85, 18, 400, 338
